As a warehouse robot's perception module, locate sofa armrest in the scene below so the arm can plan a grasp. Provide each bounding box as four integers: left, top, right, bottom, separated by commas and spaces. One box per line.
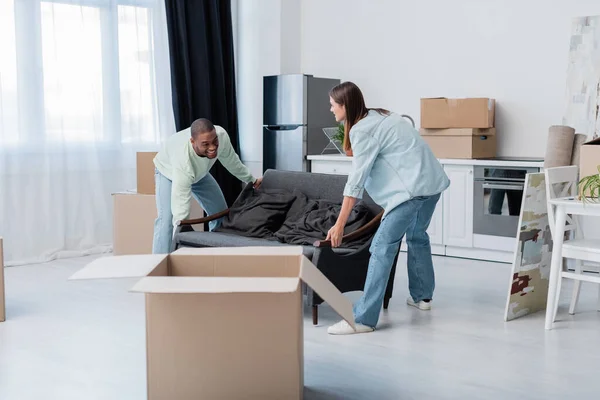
313, 210, 383, 248
176, 209, 230, 226
307, 241, 398, 310
306, 242, 374, 307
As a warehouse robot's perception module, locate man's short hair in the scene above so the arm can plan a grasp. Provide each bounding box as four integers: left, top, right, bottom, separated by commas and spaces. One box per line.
190, 118, 215, 139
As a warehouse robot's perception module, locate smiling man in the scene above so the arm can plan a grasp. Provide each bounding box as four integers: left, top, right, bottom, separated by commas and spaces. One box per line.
152, 118, 261, 254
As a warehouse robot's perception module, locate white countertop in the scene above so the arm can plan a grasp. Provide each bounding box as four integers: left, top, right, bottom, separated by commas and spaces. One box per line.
307, 154, 545, 168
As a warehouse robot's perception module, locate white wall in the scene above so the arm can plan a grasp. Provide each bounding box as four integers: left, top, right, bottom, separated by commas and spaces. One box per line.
300, 0, 600, 157
234, 0, 301, 177
280, 0, 302, 74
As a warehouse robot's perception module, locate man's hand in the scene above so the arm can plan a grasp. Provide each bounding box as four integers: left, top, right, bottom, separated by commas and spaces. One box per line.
253, 177, 263, 188
326, 223, 344, 248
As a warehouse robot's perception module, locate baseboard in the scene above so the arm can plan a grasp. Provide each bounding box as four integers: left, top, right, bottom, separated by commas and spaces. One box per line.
400, 243, 445, 256
473, 234, 516, 252
401, 241, 513, 263
445, 246, 513, 264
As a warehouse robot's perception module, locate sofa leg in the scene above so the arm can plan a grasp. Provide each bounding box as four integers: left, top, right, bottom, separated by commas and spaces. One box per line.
312, 305, 318, 325
383, 296, 391, 310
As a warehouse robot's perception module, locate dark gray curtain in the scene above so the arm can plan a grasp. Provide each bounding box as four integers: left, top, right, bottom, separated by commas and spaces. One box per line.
164, 0, 241, 207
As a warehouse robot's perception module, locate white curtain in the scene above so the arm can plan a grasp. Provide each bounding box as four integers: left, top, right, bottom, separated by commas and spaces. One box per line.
0, 0, 175, 265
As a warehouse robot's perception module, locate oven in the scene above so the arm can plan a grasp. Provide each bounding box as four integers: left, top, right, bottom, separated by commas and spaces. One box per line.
473, 166, 540, 238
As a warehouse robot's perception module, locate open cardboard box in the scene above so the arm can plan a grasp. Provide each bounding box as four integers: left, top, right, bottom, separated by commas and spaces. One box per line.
69, 246, 354, 400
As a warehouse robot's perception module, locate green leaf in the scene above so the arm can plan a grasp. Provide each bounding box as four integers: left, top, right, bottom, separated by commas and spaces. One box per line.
593, 181, 600, 202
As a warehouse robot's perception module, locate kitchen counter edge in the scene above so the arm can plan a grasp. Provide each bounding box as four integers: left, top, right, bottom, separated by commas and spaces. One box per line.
307, 154, 545, 168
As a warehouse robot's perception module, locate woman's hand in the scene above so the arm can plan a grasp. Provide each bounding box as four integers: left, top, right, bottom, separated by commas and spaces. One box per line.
326, 196, 357, 247
326, 223, 345, 248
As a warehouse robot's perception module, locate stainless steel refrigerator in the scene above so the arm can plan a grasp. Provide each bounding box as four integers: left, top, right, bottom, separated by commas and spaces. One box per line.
262, 74, 340, 172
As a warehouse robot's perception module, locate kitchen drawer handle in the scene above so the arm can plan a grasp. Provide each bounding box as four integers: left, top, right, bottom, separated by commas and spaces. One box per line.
482, 183, 524, 191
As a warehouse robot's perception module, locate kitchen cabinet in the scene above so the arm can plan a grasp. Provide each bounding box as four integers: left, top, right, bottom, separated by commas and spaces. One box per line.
309, 159, 353, 175
399, 193, 444, 255
442, 165, 474, 248
428, 196, 444, 246
308, 155, 444, 248
307, 154, 544, 263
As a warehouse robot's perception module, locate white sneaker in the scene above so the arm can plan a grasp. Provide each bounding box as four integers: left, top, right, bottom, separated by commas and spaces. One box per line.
327, 320, 374, 335
406, 297, 432, 311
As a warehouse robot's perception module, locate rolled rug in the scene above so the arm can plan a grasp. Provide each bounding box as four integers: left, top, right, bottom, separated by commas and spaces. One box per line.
570, 133, 588, 166
544, 125, 575, 168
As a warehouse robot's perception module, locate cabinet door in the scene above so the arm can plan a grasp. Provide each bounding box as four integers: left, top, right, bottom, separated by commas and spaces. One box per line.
399, 190, 444, 252
428, 196, 444, 245
309, 160, 353, 175
443, 165, 474, 248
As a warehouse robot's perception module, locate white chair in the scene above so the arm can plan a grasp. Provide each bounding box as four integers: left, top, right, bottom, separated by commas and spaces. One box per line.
545, 166, 600, 319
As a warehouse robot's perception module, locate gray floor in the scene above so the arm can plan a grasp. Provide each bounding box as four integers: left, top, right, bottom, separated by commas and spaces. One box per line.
0, 253, 599, 400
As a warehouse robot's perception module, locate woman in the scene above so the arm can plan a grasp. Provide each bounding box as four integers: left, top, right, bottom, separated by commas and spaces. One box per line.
325, 82, 450, 335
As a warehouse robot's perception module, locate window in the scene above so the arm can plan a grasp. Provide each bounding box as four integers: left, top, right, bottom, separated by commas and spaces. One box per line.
41, 3, 104, 142
0, 0, 19, 145
0, 0, 162, 147
118, 5, 157, 143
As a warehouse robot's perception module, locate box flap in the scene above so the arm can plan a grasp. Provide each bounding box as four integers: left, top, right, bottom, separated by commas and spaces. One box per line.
130, 276, 300, 294
421, 97, 491, 101
172, 246, 304, 256
584, 136, 600, 145
420, 128, 495, 137
69, 254, 167, 280
299, 256, 355, 328
111, 190, 139, 195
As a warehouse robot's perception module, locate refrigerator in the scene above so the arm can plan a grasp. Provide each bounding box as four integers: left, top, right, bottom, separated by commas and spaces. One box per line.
262, 74, 341, 172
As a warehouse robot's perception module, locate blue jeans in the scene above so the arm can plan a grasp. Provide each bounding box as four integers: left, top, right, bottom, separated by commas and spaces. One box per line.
354, 193, 441, 327
152, 170, 228, 254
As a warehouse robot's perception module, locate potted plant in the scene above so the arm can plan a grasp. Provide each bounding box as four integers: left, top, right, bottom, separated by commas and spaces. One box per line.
332, 123, 354, 156
322, 123, 353, 156
332, 123, 344, 146
578, 165, 600, 203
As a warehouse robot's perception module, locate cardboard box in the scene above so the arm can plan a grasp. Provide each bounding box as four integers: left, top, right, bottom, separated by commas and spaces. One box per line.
420, 128, 496, 159
0, 237, 5, 322
580, 137, 600, 179
420, 97, 495, 128
69, 247, 354, 400
113, 193, 204, 255
137, 152, 158, 195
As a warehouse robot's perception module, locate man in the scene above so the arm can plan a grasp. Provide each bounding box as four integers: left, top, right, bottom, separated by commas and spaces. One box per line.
152, 118, 261, 254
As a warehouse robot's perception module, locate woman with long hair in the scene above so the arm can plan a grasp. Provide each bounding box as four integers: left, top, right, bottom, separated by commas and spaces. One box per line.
326, 82, 450, 335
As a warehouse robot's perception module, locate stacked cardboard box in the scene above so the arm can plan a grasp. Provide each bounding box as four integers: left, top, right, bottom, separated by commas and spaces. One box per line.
113, 152, 204, 255
70, 246, 355, 400
580, 137, 600, 180
420, 97, 497, 159
0, 237, 5, 322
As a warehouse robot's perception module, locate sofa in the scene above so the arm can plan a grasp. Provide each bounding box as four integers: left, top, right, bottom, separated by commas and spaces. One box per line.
171, 169, 398, 325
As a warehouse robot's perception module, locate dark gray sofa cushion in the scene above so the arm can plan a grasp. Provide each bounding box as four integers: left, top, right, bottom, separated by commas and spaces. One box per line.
259, 170, 382, 217
173, 170, 382, 257
177, 231, 285, 249
219, 186, 297, 238
210, 170, 380, 249
175, 231, 355, 259
273, 191, 374, 247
